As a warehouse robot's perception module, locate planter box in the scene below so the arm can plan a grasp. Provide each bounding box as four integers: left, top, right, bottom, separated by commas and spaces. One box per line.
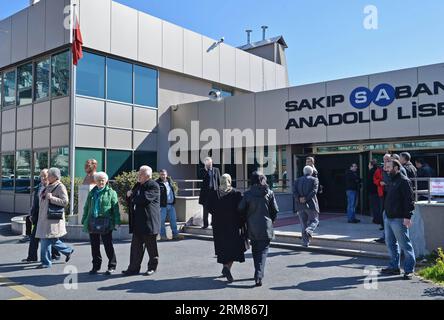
175, 196, 202, 223
415, 202, 444, 254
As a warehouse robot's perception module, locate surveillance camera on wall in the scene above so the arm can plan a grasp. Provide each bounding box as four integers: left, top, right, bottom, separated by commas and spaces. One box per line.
209, 90, 222, 102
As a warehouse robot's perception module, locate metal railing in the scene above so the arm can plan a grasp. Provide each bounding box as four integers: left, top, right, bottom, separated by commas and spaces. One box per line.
412, 177, 444, 203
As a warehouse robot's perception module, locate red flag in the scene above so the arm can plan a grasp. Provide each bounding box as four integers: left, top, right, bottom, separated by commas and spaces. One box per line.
72, 17, 83, 66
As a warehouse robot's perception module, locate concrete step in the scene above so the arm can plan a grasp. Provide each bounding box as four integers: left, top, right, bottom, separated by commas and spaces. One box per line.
181, 226, 389, 259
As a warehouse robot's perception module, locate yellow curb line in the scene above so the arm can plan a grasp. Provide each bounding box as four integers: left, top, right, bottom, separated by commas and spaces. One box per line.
0, 275, 46, 300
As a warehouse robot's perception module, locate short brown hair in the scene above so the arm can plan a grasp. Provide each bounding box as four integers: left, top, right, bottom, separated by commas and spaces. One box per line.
391, 159, 402, 171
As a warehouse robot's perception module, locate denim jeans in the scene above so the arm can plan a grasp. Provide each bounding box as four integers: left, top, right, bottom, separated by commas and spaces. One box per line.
384, 213, 416, 273
251, 240, 271, 281
346, 190, 357, 221
160, 205, 179, 238
298, 209, 319, 245
40, 238, 73, 267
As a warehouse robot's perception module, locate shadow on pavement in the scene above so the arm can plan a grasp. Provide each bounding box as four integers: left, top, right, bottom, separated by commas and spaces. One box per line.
5, 272, 112, 287
422, 287, 444, 298
287, 257, 382, 270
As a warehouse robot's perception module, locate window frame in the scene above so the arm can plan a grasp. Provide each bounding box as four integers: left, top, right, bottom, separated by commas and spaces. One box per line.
2, 68, 17, 109
16, 62, 34, 107
34, 55, 51, 103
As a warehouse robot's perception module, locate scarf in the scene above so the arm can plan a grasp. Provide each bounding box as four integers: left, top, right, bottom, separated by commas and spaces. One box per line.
92, 186, 106, 218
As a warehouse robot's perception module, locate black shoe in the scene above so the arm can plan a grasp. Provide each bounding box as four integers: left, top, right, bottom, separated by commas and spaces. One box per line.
202, 225, 209, 230
89, 269, 99, 275
144, 270, 156, 276
255, 279, 262, 287
403, 272, 413, 280
52, 255, 61, 261
380, 268, 401, 275
105, 268, 116, 276
379, 227, 385, 231
36, 264, 50, 269
374, 238, 385, 244
348, 219, 361, 224
65, 249, 74, 263
122, 269, 139, 276
22, 258, 38, 263
222, 267, 234, 283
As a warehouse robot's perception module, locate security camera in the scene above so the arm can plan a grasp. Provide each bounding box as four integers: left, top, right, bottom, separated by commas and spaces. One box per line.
209, 90, 222, 102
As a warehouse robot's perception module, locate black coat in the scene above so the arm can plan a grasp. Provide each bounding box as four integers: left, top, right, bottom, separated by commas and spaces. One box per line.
128, 180, 161, 235
198, 167, 221, 206
156, 178, 176, 208
208, 189, 245, 264
367, 166, 378, 195
403, 162, 417, 180
417, 164, 435, 190
293, 175, 319, 212
384, 172, 415, 220
238, 186, 279, 241
30, 184, 41, 223
345, 170, 361, 191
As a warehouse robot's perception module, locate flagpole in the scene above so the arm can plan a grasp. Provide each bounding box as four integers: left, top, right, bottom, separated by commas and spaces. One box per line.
69, 3, 77, 216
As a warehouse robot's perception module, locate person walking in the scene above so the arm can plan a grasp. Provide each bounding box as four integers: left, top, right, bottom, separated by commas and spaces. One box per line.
82, 172, 120, 275
381, 160, 416, 280
345, 163, 361, 223
122, 166, 161, 276
156, 169, 182, 241
198, 157, 221, 229
238, 172, 279, 287
21, 169, 60, 263
207, 174, 245, 283
293, 166, 319, 247
35, 168, 74, 269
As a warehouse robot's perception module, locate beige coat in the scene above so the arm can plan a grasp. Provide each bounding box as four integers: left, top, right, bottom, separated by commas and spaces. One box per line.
35, 181, 69, 239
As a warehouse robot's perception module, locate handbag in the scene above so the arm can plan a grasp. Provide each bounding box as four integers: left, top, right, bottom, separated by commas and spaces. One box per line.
46, 185, 65, 220
88, 216, 112, 234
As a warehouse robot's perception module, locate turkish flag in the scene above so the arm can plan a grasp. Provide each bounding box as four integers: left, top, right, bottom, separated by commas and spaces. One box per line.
72, 17, 83, 66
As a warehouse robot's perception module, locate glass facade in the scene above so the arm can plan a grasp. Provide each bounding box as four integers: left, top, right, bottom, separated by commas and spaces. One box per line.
15, 150, 32, 194
107, 58, 133, 104
17, 63, 33, 106
76, 51, 105, 99
1, 154, 15, 191
134, 151, 157, 172
107, 150, 132, 179
34, 150, 49, 187
3, 70, 16, 107
74, 148, 104, 178
34, 57, 50, 101
135, 65, 158, 107
51, 147, 69, 177
51, 51, 69, 97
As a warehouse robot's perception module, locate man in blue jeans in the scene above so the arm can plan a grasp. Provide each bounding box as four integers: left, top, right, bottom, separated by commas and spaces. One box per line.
345, 163, 361, 223
381, 159, 416, 280
156, 170, 182, 241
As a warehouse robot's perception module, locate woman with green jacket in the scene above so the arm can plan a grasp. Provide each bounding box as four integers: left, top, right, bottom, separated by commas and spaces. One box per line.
82, 172, 120, 275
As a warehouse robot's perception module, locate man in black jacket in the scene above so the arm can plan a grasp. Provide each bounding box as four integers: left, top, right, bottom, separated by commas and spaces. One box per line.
400, 152, 417, 180
199, 157, 221, 229
345, 163, 361, 223
415, 158, 435, 192
123, 166, 161, 276
381, 160, 416, 280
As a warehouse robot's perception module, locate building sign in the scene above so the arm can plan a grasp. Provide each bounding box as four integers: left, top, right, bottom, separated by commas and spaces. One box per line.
285, 81, 444, 129
430, 178, 444, 196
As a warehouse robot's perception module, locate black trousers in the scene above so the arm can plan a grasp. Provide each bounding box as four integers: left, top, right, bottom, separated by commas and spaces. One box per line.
27, 224, 60, 261
89, 232, 117, 270
251, 240, 271, 281
203, 206, 211, 227
127, 233, 159, 272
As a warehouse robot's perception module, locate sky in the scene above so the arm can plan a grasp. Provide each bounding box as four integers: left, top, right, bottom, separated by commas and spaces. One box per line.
1, 0, 444, 86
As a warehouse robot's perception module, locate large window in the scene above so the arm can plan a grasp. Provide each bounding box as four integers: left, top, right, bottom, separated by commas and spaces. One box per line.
3, 70, 16, 107
34, 58, 50, 101
51, 51, 69, 97
0, 73, 3, 108
134, 151, 157, 172
107, 150, 132, 179
1, 154, 15, 191
107, 58, 133, 104
15, 150, 32, 194
76, 52, 105, 98
74, 148, 104, 178
34, 150, 49, 188
17, 63, 33, 106
51, 147, 69, 177
135, 65, 158, 108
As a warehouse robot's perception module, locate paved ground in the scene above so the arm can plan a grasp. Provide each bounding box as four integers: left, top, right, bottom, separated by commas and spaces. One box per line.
1, 222, 443, 300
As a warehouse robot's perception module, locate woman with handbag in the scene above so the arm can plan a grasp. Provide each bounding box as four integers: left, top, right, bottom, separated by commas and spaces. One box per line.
238, 172, 279, 287
82, 172, 121, 275
35, 168, 74, 269
207, 174, 245, 283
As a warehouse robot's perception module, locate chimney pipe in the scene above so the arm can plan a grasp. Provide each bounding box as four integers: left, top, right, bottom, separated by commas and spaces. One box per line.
246, 30, 252, 44
261, 26, 268, 41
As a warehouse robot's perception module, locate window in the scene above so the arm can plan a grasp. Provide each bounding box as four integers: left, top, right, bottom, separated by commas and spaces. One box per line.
107, 58, 133, 103
51, 147, 69, 177
3, 70, 16, 107
74, 148, 104, 178
1, 154, 15, 191
51, 51, 69, 97
17, 63, 33, 106
34, 150, 49, 188
15, 150, 32, 194
76, 52, 105, 99
134, 151, 157, 172
135, 65, 158, 108
35, 58, 50, 101
0, 73, 2, 108
107, 150, 132, 179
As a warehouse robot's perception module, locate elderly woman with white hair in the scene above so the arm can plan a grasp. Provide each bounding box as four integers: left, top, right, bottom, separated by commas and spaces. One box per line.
82, 172, 120, 275
35, 168, 74, 269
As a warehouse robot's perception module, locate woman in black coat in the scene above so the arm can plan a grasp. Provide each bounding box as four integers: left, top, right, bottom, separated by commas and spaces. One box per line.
208, 174, 245, 283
